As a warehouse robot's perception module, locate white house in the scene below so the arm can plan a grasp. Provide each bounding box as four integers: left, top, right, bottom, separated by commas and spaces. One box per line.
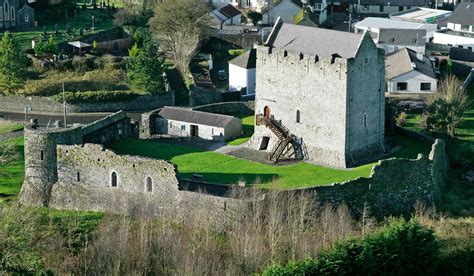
385, 48, 437, 93
349, 0, 432, 15
228, 49, 256, 96
154, 107, 242, 141
389, 7, 451, 24
433, 2, 474, 52
209, 4, 242, 29
354, 17, 435, 54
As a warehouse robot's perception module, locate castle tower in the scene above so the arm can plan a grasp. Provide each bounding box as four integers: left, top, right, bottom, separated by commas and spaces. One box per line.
20, 125, 59, 206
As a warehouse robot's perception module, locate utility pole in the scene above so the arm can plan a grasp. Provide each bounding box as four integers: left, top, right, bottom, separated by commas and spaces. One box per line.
62, 83, 67, 128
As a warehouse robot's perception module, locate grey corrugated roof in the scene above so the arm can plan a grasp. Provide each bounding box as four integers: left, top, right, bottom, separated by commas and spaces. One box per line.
349, 0, 429, 5
385, 48, 436, 80
158, 107, 236, 128
228, 49, 256, 69
450, 47, 474, 62
378, 28, 426, 46
448, 2, 474, 26
266, 19, 365, 58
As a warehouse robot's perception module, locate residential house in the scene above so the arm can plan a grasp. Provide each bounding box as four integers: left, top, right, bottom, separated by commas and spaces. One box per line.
349, 0, 432, 15
154, 107, 242, 141
0, 0, 34, 29
209, 4, 242, 29
228, 49, 257, 96
389, 7, 451, 24
433, 1, 474, 51
385, 48, 437, 93
354, 17, 435, 53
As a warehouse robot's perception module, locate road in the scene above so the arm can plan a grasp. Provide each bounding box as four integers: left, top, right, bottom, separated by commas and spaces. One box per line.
0, 110, 143, 125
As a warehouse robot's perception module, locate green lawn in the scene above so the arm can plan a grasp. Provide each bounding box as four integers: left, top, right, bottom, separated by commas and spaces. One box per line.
0, 121, 23, 135
228, 114, 254, 146
405, 113, 423, 133
110, 134, 430, 190
0, 137, 25, 198
3, 8, 116, 49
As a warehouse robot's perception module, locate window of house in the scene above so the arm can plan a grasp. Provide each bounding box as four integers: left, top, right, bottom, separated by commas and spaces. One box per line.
296, 110, 301, 123
468, 46, 473, 52
169, 122, 173, 128
420, 83, 431, 91
111, 172, 118, 187
399, 6, 403, 11
10, 6, 14, 20
25, 13, 28, 23
390, 37, 395, 43
379, 5, 384, 12
76, 172, 80, 182
461, 25, 469, 31
397, 82, 408, 91
0, 7, 3, 20
146, 177, 152, 192
412, 38, 417, 43
181, 125, 186, 130
4, 2, 9, 20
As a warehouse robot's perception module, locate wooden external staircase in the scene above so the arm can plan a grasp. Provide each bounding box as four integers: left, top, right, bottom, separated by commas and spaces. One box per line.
256, 115, 304, 163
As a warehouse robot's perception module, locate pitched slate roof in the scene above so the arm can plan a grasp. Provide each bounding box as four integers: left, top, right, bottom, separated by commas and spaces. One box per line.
265, 18, 365, 58
158, 107, 236, 128
349, 0, 429, 6
228, 49, 256, 69
210, 4, 241, 23
378, 28, 426, 46
448, 2, 474, 26
450, 47, 474, 62
385, 48, 436, 80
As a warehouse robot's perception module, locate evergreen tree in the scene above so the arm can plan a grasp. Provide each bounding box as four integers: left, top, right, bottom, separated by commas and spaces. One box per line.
126, 37, 164, 94
34, 36, 45, 55
0, 32, 29, 91
44, 35, 58, 55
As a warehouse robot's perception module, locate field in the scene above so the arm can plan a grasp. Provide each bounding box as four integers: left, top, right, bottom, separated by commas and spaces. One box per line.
111, 134, 430, 189
0, 137, 25, 199
0, 121, 23, 135
227, 114, 254, 146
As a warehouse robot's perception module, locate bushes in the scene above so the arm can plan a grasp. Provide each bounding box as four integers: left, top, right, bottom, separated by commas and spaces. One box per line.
262, 219, 440, 275
50, 90, 140, 104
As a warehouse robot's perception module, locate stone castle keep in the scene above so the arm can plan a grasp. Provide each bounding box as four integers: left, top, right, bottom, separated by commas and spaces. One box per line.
249, 19, 386, 168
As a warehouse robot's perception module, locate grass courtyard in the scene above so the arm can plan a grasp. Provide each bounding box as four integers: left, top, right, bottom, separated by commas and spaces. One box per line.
0, 136, 25, 199
110, 134, 430, 189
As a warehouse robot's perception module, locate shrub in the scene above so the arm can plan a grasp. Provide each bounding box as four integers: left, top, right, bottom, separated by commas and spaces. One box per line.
228, 49, 246, 56
396, 112, 408, 127
50, 90, 141, 104
72, 56, 97, 72
262, 219, 440, 275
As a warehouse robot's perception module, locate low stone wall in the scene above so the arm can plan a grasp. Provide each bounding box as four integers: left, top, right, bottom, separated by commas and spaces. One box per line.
192, 101, 255, 115
0, 93, 174, 113
189, 87, 222, 107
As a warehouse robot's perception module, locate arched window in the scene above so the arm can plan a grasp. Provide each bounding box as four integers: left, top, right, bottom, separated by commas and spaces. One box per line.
40, 150, 43, 160
146, 177, 152, 192
0, 7, 4, 20
4, 2, 9, 20
24, 13, 28, 23
363, 113, 368, 128
111, 172, 117, 187
10, 6, 14, 21
296, 110, 301, 123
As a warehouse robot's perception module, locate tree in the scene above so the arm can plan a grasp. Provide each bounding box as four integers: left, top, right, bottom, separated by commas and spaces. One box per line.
0, 32, 29, 92
44, 35, 58, 55
126, 37, 164, 94
33, 36, 45, 56
148, 0, 210, 77
423, 75, 470, 137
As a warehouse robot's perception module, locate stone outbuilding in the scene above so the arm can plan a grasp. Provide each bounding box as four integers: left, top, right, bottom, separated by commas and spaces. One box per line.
154, 107, 242, 141
248, 18, 386, 168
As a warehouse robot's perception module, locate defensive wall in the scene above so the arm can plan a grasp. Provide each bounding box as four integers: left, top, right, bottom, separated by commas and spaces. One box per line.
0, 92, 174, 113
19, 104, 448, 218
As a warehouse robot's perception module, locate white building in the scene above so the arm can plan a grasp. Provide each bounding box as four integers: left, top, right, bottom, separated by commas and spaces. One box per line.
349, 0, 432, 15
228, 49, 256, 96
154, 107, 242, 141
354, 17, 435, 54
385, 48, 437, 93
389, 7, 452, 23
433, 2, 474, 52
209, 4, 242, 29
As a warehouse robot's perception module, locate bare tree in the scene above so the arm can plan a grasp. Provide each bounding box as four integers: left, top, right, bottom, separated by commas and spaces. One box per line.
148, 0, 210, 78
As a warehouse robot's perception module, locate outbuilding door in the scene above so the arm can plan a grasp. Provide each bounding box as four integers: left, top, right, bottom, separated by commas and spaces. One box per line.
191, 125, 199, 137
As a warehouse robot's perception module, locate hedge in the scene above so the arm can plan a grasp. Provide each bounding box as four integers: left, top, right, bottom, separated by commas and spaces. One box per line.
50, 90, 141, 104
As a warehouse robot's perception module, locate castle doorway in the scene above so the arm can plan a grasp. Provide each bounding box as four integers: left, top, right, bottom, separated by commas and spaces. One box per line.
259, 136, 270, 150
264, 106, 271, 118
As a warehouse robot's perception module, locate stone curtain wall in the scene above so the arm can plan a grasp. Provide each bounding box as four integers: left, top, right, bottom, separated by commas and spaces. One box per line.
0, 93, 174, 113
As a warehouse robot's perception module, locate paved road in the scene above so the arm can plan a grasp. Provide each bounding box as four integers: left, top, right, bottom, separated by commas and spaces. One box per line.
0, 111, 142, 125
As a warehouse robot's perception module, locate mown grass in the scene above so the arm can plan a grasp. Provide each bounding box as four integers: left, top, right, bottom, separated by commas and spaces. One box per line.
0, 137, 25, 199
111, 134, 430, 189
228, 114, 254, 146
0, 121, 23, 135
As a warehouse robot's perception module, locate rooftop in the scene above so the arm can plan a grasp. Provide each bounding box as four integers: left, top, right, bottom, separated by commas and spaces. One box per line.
436, 28, 474, 38
354, 17, 435, 30
378, 28, 426, 46
385, 48, 436, 80
158, 107, 238, 128
448, 1, 474, 26
210, 4, 241, 23
389, 7, 452, 23
450, 47, 474, 62
228, 49, 257, 69
348, 0, 429, 6
265, 18, 365, 58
